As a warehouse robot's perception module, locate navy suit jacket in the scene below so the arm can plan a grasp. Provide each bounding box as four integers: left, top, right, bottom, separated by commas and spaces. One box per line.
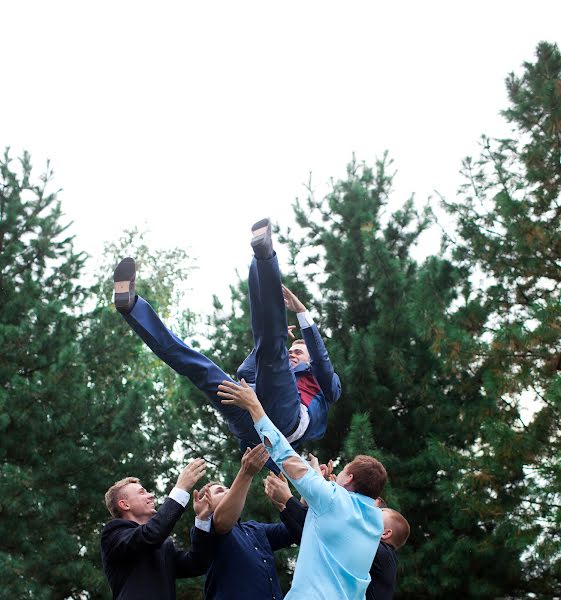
199, 519, 296, 599
101, 497, 212, 599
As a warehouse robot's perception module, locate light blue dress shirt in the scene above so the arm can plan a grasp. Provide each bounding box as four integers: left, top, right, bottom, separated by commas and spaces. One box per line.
254, 415, 383, 600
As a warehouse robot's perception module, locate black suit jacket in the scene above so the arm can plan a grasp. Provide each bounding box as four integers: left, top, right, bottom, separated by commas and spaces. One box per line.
101, 497, 212, 600
280, 497, 398, 600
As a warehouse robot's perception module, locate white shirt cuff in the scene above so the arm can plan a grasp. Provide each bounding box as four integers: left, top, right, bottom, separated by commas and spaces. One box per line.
195, 516, 212, 532
169, 487, 190, 507
297, 311, 314, 329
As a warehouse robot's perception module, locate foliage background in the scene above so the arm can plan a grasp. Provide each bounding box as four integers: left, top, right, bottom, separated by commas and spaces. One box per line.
1, 42, 560, 599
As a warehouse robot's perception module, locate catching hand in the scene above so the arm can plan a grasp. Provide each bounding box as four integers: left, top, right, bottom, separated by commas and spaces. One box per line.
176, 458, 207, 492
240, 444, 270, 477
218, 379, 259, 410
307, 453, 322, 476
264, 471, 292, 510
320, 459, 335, 481
282, 285, 306, 314
193, 488, 214, 520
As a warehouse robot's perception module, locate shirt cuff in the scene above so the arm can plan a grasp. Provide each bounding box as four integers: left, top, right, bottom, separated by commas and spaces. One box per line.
169, 487, 190, 507
297, 311, 314, 329
195, 517, 212, 532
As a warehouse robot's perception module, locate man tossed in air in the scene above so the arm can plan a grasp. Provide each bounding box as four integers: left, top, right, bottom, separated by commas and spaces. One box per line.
113, 219, 340, 452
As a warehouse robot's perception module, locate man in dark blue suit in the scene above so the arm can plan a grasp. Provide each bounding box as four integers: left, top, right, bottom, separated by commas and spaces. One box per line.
101, 458, 213, 599
113, 218, 340, 452
236, 218, 341, 447
194, 443, 297, 599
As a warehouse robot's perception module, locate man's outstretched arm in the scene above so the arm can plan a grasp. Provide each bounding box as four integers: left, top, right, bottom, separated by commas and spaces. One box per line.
211, 444, 270, 534
102, 459, 207, 560
264, 472, 308, 545
283, 285, 341, 404
218, 380, 336, 516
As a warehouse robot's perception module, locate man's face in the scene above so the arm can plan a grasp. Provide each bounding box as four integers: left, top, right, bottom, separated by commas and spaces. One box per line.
120, 483, 156, 521
207, 483, 230, 511
288, 342, 310, 367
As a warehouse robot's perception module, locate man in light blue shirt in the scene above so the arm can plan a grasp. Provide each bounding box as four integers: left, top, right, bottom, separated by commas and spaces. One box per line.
218, 379, 387, 600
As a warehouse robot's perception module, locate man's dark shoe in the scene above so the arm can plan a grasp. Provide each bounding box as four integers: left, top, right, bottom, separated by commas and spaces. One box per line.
113, 257, 136, 314
251, 218, 273, 259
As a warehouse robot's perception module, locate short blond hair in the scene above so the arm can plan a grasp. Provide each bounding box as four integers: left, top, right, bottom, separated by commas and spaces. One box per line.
105, 477, 140, 518
383, 508, 410, 549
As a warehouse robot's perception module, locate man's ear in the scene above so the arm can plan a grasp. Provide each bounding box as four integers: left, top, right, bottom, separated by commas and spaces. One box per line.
381, 527, 392, 541
118, 498, 130, 513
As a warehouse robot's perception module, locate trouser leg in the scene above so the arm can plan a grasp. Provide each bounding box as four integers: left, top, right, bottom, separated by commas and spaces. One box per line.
123, 296, 257, 444
248, 256, 301, 435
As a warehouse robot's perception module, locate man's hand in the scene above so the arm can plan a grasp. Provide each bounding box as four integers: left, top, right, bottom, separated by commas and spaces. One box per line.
320, 459, 336, 481
288, 325, 297, 340
240, 444, 270, 477
282, 285, 306, 314
264, 472, 292, 511
218, 379, 266, 422
307, 453, 322, 476
193, 488, 213, 520
175, 458, 207, 492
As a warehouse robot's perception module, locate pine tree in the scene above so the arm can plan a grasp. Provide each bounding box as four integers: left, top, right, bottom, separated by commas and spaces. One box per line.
0, 151, 207, 598
255, 152, 535, 598
0, 149, 91, 598
205, 157, 491, 597
442, 41, 561, 598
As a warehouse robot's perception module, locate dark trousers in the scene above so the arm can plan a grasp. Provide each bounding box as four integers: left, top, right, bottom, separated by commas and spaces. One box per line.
246, 255, 300, 436
123, 254, 300, 446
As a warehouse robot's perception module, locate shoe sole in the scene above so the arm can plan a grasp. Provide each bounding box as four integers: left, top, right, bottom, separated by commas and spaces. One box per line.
113, 257, 136, 311
251, 218, 270, 236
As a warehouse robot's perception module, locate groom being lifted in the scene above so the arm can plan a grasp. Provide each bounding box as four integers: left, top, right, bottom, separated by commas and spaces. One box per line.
113, 219, 341, 451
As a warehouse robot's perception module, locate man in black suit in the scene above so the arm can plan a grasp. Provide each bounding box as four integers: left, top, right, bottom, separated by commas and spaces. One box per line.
101, 458, 213, 599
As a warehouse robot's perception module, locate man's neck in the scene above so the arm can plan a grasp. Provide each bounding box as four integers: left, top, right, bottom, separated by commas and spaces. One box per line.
123, 514, 149, 525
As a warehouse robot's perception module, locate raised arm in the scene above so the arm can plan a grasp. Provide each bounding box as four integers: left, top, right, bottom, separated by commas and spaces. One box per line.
218, 380, 337, 515
174, 526, 213, 578
212, 444, 270, 534
264, 472, 308, 545
282, 285, 341, 404
103, 459, 207, 559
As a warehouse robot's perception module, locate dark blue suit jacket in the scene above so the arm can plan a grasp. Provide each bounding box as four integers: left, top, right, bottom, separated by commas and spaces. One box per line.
101, 497, 212, 599
237, 323, 341, 446
200, 519, 295, 600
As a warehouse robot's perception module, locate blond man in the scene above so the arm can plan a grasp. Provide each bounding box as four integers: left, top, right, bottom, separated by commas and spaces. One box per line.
101, 459, 212, 600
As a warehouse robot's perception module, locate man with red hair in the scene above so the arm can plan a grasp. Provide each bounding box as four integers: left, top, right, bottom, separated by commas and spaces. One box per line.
264, 473, 410, 599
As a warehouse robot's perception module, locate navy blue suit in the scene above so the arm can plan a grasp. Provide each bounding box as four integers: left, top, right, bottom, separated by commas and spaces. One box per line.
201, 519, 295, 599
122, 254, 340, 449
237, 255, 341, 444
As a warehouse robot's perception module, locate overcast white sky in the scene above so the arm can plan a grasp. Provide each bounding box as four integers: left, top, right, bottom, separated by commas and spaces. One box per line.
2, 1, 560, 317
